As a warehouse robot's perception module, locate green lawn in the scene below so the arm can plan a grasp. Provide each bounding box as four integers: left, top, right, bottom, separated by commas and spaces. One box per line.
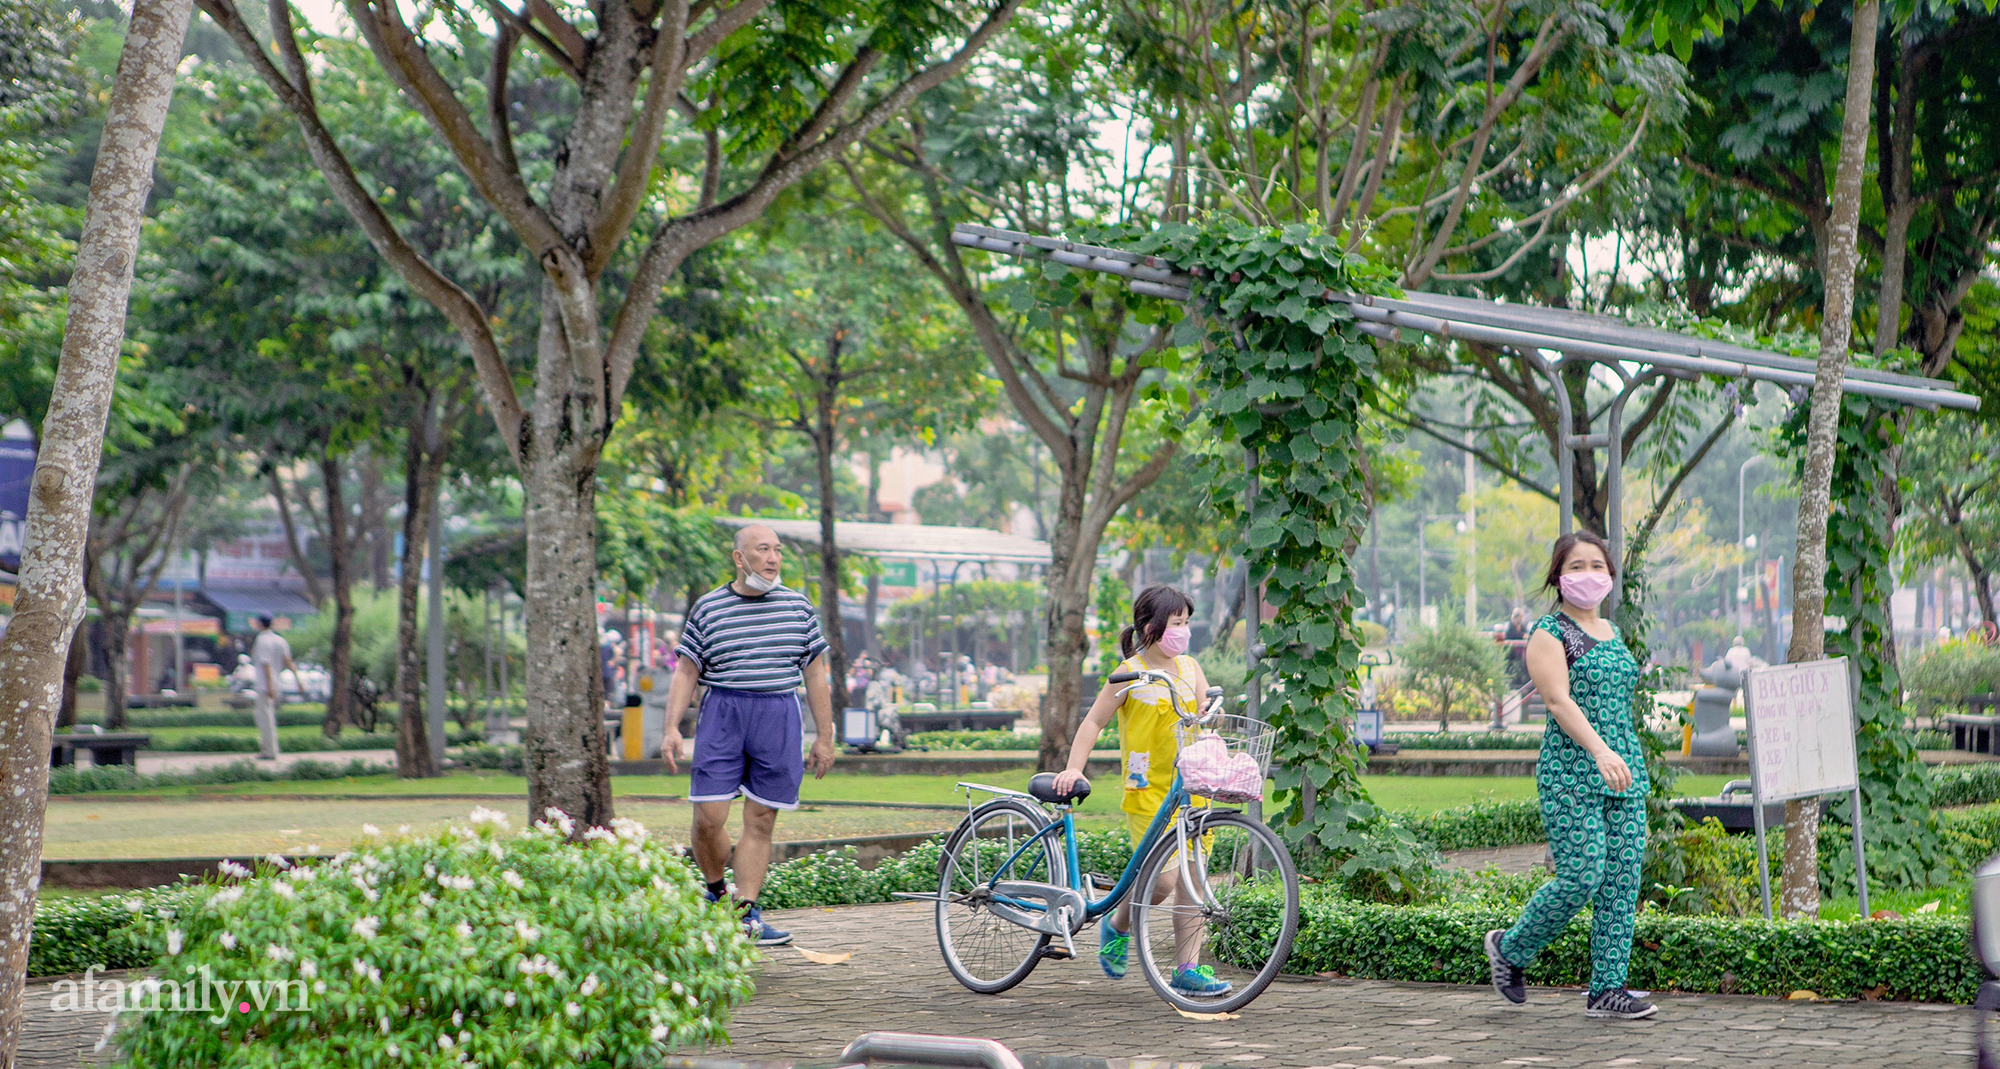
77, 768, 1740, 813
40, 797, 1080, 860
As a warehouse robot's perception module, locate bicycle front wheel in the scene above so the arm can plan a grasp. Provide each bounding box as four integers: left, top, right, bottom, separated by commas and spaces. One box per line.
936, 798, 1062, 994
1130, 809, 1298, 1014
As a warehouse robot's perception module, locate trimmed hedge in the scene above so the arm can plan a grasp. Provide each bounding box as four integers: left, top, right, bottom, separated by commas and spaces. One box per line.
47, 757, 393, 795
759, 830, 1137, 910
28, 887, 199, 977
152, 726, 480, 753
1401, 799, 1544, 851
1380, 732, 1548, 751
1931, 762, 2000, 808
1280, 886, 1982, 1002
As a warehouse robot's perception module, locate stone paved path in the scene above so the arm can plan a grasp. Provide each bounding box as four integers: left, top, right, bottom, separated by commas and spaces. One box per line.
18, 901, 1984, 1068
714, 901, 1982, 1069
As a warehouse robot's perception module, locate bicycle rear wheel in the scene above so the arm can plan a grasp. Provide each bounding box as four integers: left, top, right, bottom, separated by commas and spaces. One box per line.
936, 798, 1063, 994
1130, 809, 1298, 1014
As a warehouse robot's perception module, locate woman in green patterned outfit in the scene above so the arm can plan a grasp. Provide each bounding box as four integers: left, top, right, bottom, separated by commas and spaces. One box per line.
1483, 531, 1657, 1020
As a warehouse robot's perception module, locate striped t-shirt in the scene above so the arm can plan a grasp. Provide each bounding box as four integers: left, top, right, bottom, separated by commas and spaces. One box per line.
676, 583, 828, 692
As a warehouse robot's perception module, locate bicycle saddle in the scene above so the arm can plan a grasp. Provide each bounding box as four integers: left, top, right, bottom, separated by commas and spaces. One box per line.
1028, 772, 1091, 804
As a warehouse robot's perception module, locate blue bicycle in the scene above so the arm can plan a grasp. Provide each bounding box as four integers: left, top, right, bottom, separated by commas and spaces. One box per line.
919, 668, 1300, 1013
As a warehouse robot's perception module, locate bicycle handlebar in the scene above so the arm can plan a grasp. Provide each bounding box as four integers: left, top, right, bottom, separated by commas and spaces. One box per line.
1105, 667, 1227, 725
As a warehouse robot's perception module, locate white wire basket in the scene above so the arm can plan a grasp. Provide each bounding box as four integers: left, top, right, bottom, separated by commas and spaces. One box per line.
1174, 714, 1275, 804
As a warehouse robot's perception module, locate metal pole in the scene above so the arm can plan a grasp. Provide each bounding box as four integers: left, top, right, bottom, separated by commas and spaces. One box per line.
1753, 794, 1774, 920
171, 542, 185, 694
1738, 455, 1763, 634
1464, 393, 1477, 627
1524, 349, 1574, 536
1851, 785, 1870, 920
1244, 447, 1266, 825
1747, 671, 1774, 919
1602, 368, 1665, 614
1417, 521, 1426, 620
426, 479, 446, 766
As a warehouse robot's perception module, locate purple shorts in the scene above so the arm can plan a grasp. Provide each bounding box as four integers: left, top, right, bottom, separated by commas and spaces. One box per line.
689, 687, 804, 810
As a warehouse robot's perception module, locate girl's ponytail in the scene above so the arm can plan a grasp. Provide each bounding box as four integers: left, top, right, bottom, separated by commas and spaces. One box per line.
1118, 624, 1141, 659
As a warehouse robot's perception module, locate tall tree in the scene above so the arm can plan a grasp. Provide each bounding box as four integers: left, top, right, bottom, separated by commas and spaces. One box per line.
196, 0, 1021, 826
1898, 415, 2000, 624
1782, 0, 1881, 920
84, 438, 204, 728
0, 0, 192, 1059
743, 213, 985, 709
847, 20, 1185, 771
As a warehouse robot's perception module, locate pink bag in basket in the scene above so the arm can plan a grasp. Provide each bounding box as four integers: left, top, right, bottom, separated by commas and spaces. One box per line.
1214, 752, 1264, 802
1176, 733, 1232, 796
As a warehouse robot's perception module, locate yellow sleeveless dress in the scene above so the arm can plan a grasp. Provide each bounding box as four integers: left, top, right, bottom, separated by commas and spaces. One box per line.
1113, 652, 1200, 844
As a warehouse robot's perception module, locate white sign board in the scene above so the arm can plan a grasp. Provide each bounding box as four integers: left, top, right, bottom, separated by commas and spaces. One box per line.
1744, 658, 1859, 803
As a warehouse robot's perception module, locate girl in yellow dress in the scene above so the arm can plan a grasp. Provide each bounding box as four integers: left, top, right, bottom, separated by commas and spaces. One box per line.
1051, 585, 1227, 996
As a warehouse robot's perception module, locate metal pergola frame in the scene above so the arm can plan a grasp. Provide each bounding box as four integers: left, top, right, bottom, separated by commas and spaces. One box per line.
953, 222, 1979, 599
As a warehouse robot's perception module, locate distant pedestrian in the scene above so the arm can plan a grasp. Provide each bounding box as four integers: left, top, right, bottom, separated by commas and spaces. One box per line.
1503, 606, 1530, 688
1485, 531, 1655, 1020
249, 613, 297, 761
661, 523, 836, 947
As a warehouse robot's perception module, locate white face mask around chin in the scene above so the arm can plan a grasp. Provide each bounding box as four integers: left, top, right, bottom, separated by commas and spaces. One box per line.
741, 571, 779, 593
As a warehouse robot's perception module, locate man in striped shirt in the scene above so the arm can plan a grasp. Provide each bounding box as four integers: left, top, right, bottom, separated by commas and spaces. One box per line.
662, 522, 836, 945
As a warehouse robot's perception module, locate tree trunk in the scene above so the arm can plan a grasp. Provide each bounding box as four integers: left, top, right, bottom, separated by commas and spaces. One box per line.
812, 355, 850, 713
0, 0, 191, 1059
519, 301, 614, 829
57, 621, 86, 730
99, 612, 132, 731
520, 443, 613, 826
1872, 27, 1916, 356
394, 406, 441, 779
321, 453, 354, 737
1036, 481, 1094, 772
1782, 0, 1880, 921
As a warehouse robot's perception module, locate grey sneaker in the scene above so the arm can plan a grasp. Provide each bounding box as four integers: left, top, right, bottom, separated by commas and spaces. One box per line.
1485, 929, 1525, 1004
1585, 988, 1658, 1019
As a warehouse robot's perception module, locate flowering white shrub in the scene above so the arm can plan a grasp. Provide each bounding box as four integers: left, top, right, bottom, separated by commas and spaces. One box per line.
117, 809, 754, 1067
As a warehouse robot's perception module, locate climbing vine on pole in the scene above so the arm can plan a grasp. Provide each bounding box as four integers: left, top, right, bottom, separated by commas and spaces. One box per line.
1127, 221, 1431, 885
1779, 393, 1948, 892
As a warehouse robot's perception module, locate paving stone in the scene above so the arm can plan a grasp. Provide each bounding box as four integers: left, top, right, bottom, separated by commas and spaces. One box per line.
709, 901, 1989, 1069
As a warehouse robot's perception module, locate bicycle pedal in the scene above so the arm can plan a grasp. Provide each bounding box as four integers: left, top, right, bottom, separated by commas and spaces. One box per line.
1040, 944, 1075, 961
1087, 873, 1116, 891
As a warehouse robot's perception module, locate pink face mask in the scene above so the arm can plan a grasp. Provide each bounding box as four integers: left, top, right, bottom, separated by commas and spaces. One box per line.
1158, 625, 1192, 656
1559, 571, 1615, 609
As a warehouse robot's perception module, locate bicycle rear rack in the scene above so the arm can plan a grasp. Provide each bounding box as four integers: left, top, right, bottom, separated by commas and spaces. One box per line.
834, 1032, 1026, 1069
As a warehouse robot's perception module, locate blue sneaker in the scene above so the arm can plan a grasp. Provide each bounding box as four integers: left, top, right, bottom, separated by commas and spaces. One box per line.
743, 906, 792, 946
1098, 916, 1129, 979
1170, 964, 1232, 996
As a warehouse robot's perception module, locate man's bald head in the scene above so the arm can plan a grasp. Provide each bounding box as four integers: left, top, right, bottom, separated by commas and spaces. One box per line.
732, 523, 784, 592
735, 523, 778, 553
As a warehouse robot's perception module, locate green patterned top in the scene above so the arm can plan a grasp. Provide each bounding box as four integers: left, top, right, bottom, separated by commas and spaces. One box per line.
1534, 612, 1648, 799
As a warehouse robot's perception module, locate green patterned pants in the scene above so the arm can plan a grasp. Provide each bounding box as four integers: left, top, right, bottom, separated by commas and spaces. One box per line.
1499, 789, 1646, 995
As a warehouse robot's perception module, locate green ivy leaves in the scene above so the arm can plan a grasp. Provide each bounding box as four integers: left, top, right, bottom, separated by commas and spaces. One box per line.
1115, 219, 1429, 887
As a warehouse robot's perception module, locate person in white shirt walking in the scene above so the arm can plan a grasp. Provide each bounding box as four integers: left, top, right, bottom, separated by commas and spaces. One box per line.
249, 613, 297, 761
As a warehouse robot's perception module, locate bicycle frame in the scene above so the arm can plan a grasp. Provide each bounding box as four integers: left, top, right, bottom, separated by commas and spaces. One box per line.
970, 773, 1206, 923
966, 671, 1229, 926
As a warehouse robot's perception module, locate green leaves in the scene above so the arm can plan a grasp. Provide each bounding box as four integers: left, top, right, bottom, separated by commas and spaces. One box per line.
106, 813, 756, 1067
1147, 219, 1432, 884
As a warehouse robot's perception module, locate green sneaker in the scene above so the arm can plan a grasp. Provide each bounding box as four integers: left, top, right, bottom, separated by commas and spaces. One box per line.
1170, 963, 1232, 997
1098, 916, 1129, 979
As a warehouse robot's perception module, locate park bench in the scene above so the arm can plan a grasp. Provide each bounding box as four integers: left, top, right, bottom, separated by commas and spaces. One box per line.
1671, 779, 1792, 832
1949, 706, 2000, 755
50, 732, 151, 767
899, 709, 1020, 734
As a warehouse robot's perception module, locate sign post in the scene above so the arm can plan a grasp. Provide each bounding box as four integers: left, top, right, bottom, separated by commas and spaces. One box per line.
1744, 657, 1867, 920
